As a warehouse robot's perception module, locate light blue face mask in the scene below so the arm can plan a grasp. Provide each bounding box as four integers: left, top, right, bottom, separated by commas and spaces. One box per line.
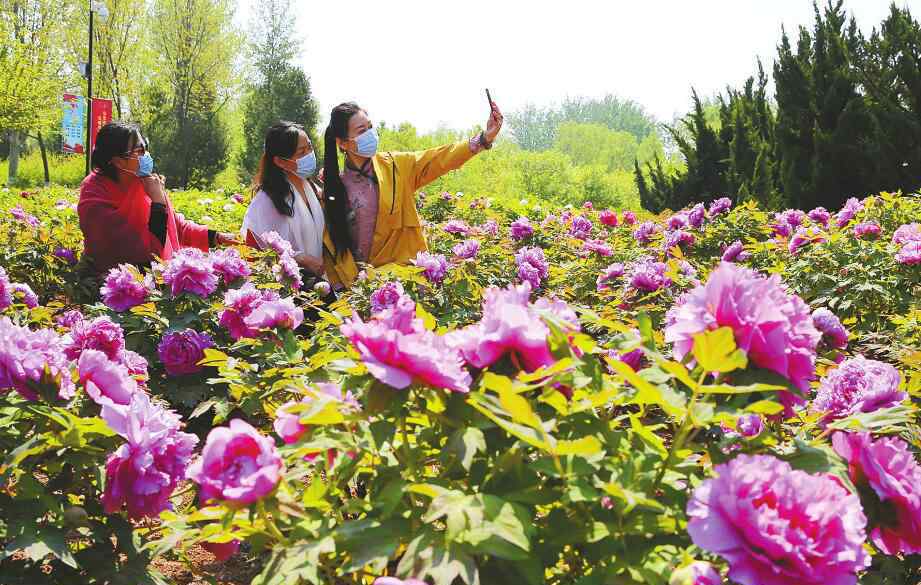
354, 128, 379, 158
289, 151, 317, 179
136, 152, 154, 177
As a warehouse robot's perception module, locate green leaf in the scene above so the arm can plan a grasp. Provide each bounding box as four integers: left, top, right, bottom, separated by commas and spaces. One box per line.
697, 382, 786, 394
498, 390, 541, 429
446, 427, 486, 471
692, 327, 748, 373
607, 358, 685, 417
745, 400, 786, 415
554, 436, 603, 457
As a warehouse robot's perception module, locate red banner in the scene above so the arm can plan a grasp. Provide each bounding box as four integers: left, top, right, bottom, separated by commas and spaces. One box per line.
90, 98, 113, 154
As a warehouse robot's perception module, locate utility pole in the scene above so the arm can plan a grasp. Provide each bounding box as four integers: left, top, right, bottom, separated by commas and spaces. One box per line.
85, 0, 94, 175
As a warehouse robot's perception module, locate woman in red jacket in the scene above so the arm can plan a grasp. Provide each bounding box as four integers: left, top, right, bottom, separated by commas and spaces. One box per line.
78, 122, 237, 276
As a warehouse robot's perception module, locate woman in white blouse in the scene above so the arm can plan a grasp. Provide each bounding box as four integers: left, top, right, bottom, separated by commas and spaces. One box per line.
242, 121, 326, 279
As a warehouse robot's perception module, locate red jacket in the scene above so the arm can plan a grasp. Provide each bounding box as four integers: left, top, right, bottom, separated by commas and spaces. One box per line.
78, 171, 209, 274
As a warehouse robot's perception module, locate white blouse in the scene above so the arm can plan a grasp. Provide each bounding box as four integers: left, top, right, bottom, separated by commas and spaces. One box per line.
241, 179, 325, 261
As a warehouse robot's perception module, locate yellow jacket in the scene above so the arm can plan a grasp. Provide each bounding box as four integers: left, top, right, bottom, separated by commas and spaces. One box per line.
322, 230, 358, 289
326, 140, 475, 282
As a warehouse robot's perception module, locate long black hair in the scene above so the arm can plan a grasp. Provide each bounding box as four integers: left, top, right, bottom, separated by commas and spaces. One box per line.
91, 121, 145, 182
253, 121, 303, 217
324, 102, 363, 257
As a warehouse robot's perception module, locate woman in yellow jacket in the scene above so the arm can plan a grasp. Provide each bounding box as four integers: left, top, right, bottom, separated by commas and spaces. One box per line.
321, 99, 503, 283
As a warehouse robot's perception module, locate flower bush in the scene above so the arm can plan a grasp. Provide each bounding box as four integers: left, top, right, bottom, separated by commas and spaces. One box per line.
0, 185, 918, 584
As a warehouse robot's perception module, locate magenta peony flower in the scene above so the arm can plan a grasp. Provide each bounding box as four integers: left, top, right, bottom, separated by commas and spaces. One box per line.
569, 215, 594, 239
161, 248, 218, 298
735, 413, 763, 437
209, 248, 250, 283
443, 219, 471, 236
274, 383, 358, 444
812, 356, 905, 422
448, 282, 579, 373
272, 252, 303, 290
66, 316, 126, 362
772, 220, 793, 238
479, 219, 499, 237
10, 205, 39, 227
0, 267, 12, 310
687, 454, 870, 585
515, 246, 549, 289
599, 209, 618, 227
187, 419, 283, 506
892, 223, 921, 245
157, 329, 214, 376
667, 213, 689, 230
629, 258, 671, 292
669, 561, 721, 585
596, 262, 626, 292
53, 247, 77, 265
633, 220, 659, 244
788, 226, 825, 255
452, 239, 480, 259
231, 192, 244, 204
218, 283, 280, 340
664, 263, 821, 404
581, 239, 613, 256
202, 540, 240, 561
101, 264, 151, 312
832, 432, 921, 555
688, 203, 706, 228
260, 231, 295, 256
372, 578, 427, 585
808, 207, 831, 226
122, 349, 149, 378
853, 221, 881, 239
778, 209, 806, 228
509, 216, 534, 240
102, 393, 198, 519
708, 198, 732, 216
812, 308, 849, 349
411, 251, 449, 285
583, 200, 593, 210
370, 281, 406, 314
607, 347, 645, 371
78, 349, 138, 407
342, 295, 471, 393
622, 210, 638, 224
664, 230, 695, 254
896, 240, 921, 265
243, 298, 304, 331
721, 240, 750, 263
835, 197, 864, 228
55, 309, 84, 329
0, 317, 75, 401
11, 283, 38, 308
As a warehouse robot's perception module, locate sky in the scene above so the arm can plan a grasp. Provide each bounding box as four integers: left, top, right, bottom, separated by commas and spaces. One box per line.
236, 0, 921, 132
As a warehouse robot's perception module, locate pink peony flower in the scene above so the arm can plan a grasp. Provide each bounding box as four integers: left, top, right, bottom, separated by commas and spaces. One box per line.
735, 413, 763, 437
162, 248, 218, 298
202, 540, 240, 561
622, 210, 638, 225
664, 263, 821, 406
101, 264, 151, 312
274, 383, 359, 444
633, 221, 659, 244
341, 295, 471, 393
78, 349, 138, 407
452, 239, 480, 260
11, 283, 38, 308
515, 246, 549, 289
218, 283, 280, 340
669, 561, 721, 585
812, 308, 849, 349
260, 231, 295, 257
243, 298, 304, 331
370, 281, 406, 314
372, 578, 427, 585
10, 205, 39, 227
272, 252, 303, 290
581, 239, 613, 256
892, 223, 921, 245
0, 267, 12, 310
596, 262, 625, 292
448, 282, 579, 373
687, 203, 706, 228
708, 198, 732, 216
721, 240, 750, 263
479, 219, 499, 237
664, 230, 695, 254
443, 219, 471, 236
157, 329, 214, 376
896, 240, 921, 265
66, 316, 126, 362
569, 215, 593, 239
0, 317, 75, 401
607, 347, 645, 372
55, 309, 84, 329
187, 419, 283, 506
599, 209, 618, 227
832, 432, 921, 555
209, 248, 250, 283
853, 221, 881, 239
667, 213, 689, 230
629, 258, 671, 292
812, 356, 905, 422
788, 226, 825, 254
101, 392, 198, 519
808, 207, 831, 226
835, 197, 864, 227
687, 454, 870, 585
509, 216, 534, 240
411, 252, 449, 285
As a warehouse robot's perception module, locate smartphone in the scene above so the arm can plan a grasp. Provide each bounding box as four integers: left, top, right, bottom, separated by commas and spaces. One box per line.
485, 88, 494, 107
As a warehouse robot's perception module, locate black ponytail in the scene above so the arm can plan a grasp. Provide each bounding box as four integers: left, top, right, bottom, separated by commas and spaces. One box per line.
324, 102, 363, 257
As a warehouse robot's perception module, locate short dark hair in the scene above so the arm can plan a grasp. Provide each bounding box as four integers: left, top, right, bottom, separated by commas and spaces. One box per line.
91, 121, 145, 181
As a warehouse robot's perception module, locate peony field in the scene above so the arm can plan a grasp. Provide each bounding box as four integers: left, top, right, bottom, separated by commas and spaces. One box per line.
0, 185, 920, 585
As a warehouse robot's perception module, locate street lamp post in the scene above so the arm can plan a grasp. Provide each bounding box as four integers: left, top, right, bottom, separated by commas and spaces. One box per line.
85, 1, 93, 175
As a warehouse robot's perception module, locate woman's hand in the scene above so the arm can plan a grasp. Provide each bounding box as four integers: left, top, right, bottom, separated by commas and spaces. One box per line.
140, 174, 167, 204
484, 100, 504, 144
215, 232, 241, 246
294, 253, 324, 275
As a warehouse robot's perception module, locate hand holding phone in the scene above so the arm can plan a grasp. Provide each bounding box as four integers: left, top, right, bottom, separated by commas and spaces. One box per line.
483, 89, 503, 145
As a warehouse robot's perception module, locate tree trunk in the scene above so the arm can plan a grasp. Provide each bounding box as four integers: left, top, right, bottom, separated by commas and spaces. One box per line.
37, 132, 50, 186
7, 131, 20, 186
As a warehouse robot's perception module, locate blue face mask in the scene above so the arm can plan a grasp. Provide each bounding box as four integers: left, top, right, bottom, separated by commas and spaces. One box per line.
354, 128, 379, 158
290, 151, 317, 179
136, 152, 154, 177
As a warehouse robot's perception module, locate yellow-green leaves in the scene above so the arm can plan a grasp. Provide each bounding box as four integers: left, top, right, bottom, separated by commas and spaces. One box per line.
692, 327, 747, 373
